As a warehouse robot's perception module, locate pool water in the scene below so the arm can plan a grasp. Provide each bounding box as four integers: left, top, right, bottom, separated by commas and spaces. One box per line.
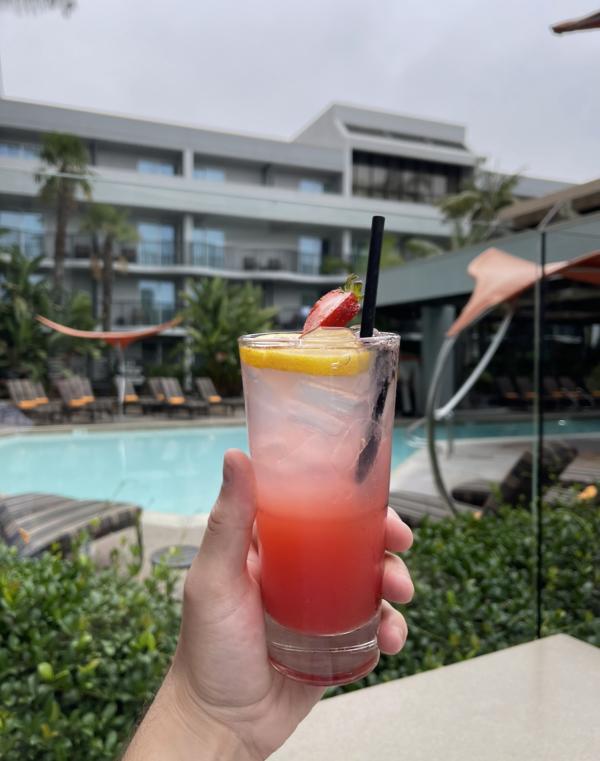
1, 418, 598, 515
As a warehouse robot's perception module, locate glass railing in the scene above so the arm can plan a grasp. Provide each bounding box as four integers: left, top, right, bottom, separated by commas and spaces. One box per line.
0, 230, 45, 258
189, 242, 226, 269
137, 241, 176, 266
112, 300, 179, 326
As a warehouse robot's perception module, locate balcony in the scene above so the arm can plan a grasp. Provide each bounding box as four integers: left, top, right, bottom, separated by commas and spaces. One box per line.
1, 227, 344, 279
0, 229, 45, 258
137, 241, 176, 266
188, 242, 327, 276
112, 300, 179, 327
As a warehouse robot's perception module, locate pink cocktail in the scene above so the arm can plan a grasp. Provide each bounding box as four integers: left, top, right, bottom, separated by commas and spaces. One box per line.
240, 328, 399, 685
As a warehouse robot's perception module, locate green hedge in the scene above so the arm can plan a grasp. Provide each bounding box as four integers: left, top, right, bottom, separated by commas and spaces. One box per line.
1, 500, 599, 758
332, 500, 600, 696
0, 545, 180, 760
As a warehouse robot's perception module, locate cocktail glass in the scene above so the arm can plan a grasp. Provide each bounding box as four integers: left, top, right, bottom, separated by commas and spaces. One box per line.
239, 327, 399, 686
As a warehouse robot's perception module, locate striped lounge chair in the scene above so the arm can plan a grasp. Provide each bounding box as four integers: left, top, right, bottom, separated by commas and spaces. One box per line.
0, 492, 143, 559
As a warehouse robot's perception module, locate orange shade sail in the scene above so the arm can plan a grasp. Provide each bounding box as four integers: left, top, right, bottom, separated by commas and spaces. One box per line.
552, 10, 600, 34
36, 315, 182, 349
447, 248, 600, 337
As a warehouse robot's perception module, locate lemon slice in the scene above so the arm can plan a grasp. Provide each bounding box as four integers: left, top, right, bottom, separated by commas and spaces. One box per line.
240, 329, 371, 376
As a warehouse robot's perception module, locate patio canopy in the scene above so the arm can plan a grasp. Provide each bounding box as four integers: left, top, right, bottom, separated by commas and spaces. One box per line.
447, 248, 600, 337
552, 9, 600, 34
36, 315, 182, 349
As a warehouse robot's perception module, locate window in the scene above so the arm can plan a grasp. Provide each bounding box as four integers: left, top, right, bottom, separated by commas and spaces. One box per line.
298, 179, 324, 194
0, 141, 39, 160
138, 280, 176, 323
0, 210, 44, 257
352, 150, 462, 204
298, 236, 322, 275
137, 159, 176, 176
137, 223, 176, 265
193, 167, 225, 182
190, 228, 225, 268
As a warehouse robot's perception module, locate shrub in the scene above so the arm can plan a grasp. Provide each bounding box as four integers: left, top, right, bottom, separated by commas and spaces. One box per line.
331, 501, 600, 696
2, 499, 598, 756
0, 544, 180, 760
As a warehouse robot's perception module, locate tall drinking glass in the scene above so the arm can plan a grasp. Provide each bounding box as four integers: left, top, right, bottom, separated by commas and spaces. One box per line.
239, 327, 399, 686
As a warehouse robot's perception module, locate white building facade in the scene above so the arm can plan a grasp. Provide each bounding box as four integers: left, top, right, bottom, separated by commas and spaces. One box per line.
0, 97, 569, 365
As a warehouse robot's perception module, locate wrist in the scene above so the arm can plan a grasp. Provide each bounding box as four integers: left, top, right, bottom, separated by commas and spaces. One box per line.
125, 670, 255, 761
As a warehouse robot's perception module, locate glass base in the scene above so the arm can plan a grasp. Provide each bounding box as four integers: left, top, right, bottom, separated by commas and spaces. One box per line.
265, 612, 380, 686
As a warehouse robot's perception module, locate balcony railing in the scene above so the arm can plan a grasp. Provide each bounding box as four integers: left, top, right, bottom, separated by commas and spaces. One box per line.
137, 241, 176, 266
0, 230, 45, 258
112, 300, 180, 327
188, 242, 327, 275
1, 228, 342, 276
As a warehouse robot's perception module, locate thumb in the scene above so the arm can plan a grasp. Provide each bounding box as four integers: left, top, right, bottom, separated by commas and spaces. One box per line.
199, 449, 256, 580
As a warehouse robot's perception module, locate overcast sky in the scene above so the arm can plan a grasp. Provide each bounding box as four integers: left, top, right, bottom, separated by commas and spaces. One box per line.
0, 0, 597, 183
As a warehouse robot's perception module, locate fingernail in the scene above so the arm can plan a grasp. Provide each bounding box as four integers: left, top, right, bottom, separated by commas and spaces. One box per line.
223, 454, 233, 485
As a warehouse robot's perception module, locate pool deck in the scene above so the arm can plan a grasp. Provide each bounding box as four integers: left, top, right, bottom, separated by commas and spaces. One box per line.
390, 431, 600, 497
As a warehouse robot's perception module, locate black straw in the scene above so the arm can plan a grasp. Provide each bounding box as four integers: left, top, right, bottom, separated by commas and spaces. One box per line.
360, 215, 385, 338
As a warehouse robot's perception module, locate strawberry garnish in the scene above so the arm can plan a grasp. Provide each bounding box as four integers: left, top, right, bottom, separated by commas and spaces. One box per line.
302, 275, 362, 335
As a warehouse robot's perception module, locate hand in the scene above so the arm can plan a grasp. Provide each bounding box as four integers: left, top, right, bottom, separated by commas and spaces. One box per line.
124, 449, 413, 761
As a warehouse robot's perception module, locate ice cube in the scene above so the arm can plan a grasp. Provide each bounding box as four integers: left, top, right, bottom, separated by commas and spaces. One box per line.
300, 326, 361, 348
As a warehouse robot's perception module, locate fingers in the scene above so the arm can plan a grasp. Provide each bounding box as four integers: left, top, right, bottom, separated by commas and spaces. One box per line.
377, 600, 408, 655
385, 508, 413, 553
382, 552, 414, 604
198, 449, 257, 582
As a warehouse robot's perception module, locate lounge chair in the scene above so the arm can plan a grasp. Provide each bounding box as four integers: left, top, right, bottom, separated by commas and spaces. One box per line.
392, 442, 579, 528
515, 376, 559, 406
495, 376, 523, 408
388, 491, 479, 528
160, 377, 208, 417
543, 377, 570, 407
148, 377, 166, 404
558, 376, 594, 407
450, 441, 578, 509
195, 376, 245, 416
584, 375, 600, 407
558, 453, 600, 486
55, 377, 94, 421
115, 378, 163, 415
0, 491, 143, 559
78, 376, 114, 418
6, 379, 61, 423
55, 376, 113, 421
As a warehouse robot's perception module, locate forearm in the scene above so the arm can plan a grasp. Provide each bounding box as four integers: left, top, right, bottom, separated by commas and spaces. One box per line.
123, 670, 251, 761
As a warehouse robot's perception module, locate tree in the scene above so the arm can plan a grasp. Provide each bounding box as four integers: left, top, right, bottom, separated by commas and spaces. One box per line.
81, 204, 137, 330
36, 133, 91, 299
0, 243, 98, 379
182, 278, 276, 394
439, 166, 520, 249
0, 246, 51, 379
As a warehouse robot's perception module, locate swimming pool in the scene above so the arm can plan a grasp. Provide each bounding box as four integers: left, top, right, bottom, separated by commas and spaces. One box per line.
1, 418, 598, 515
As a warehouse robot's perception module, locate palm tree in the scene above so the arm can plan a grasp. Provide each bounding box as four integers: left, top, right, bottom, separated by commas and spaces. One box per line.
81, 204, 137, 330
182, 278, 276, 394
439, 166, 520, 249
36, 132, 92, 299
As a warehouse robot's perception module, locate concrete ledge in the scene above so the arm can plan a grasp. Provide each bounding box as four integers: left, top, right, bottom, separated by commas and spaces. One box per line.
273, 635, 600, 761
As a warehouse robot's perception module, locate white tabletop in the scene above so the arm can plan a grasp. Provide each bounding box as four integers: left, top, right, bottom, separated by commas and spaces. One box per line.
272, 634, 600, 761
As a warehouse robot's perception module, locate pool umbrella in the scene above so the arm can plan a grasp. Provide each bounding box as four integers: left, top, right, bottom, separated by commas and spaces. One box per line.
36, 315, 182, 417
552, 9, 600, 34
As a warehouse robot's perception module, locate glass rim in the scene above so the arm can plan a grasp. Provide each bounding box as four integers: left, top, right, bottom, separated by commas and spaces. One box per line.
238, 328, 400, 349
